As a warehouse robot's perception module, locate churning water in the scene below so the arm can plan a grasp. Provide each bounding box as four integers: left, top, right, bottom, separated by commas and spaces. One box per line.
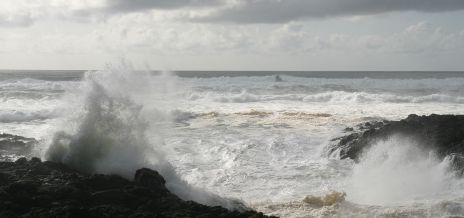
1, 67, 464, 217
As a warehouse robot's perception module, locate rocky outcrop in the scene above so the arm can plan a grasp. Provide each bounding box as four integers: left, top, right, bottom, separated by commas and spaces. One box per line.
329, 114, 464, 163
0, 158, 273, 218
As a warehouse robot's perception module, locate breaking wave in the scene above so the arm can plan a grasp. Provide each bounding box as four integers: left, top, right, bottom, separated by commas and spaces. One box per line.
3, 70, 464, 217
191, 89, 464, 104
0, 110, 57, 123
346, 135, 463, 205
169, 109, 333, 124
43, 64, 246, 210
0, 78, 69, 93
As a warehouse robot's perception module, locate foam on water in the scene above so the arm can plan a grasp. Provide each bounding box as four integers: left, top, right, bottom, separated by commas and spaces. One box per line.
2, 69, 464, 217
0, 109, 57, 123
194, 89, 464, 104
42, 64, 246, 209
346, 135, 463, 205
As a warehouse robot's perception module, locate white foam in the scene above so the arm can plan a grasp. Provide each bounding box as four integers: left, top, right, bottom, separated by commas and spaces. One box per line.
3, 71, 464, 217
190, 89, 464, 104
0, 109, 57, 123
346, 135, 463, 205
42, 64, 245, 209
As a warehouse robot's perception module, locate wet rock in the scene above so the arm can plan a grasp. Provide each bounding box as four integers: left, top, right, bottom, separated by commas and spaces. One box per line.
84, 174, 131, 191
5, 179, 40, 194
91, 189, 136, 206
30, 157, 41, 163
343, 127, 354, 132
329, 114, 464, 163
15, 157, 28, 164
0, 172, 10, 185
0, 158, 274, 218
134, 168, 168, 195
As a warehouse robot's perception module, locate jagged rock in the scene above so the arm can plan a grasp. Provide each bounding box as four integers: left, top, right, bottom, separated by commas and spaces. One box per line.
329, 114, 464, 162
91, 189, 136, 206
134, 168, 169, 195
0, 159, 274, 218
84, 174, 131, 191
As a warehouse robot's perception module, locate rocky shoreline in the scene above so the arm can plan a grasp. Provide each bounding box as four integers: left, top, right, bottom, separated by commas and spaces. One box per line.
3, 113, 464, 217
0, 158, 273, 218
329, 114, 464, 174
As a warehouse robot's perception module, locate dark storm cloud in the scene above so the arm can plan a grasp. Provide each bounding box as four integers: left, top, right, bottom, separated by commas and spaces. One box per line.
3, 0, 464, 28
103, 0, 223, 13
196, 0, 464, 23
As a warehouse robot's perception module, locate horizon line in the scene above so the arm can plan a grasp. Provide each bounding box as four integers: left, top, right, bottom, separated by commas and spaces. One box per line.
1, 69, 464, 72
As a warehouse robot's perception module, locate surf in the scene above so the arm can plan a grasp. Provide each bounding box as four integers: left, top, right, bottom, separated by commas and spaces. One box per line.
43, 64, 246, 210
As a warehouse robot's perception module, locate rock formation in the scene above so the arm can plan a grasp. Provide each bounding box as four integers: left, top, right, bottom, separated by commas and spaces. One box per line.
0, 158, 273, 218
329, 114, 464, 174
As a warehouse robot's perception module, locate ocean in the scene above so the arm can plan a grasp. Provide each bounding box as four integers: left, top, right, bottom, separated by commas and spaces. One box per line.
1, 69, 464, 217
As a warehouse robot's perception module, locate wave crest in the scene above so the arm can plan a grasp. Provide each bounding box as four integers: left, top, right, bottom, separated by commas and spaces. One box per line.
43, 65, 247, 210
0, 110, 57, 123
191, 89, 464, 104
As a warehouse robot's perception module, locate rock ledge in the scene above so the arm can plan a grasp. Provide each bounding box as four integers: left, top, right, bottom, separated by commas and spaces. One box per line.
0, 158, 272, 218
328, 114, 464, 173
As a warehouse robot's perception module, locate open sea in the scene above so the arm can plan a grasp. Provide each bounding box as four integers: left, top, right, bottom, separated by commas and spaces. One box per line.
1, 69, 464, 217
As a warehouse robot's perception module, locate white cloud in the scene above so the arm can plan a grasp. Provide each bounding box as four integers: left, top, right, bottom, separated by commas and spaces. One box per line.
259, 22, 464, 55
385, 22, 464, 54
1, 0, 463, 70
88, 13, 257, 55
2, 9, 462, 59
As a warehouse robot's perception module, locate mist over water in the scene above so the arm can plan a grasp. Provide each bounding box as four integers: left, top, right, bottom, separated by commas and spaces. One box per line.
1, 69, 464, 217
42, 65, 245, 209
346, 135, 460, 205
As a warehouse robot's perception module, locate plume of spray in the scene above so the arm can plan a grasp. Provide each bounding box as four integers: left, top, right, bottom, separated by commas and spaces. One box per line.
345, 134, 463, 205
44, 62, 246, 210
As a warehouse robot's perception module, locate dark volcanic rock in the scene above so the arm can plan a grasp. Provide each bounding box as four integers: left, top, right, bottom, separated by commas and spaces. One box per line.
135, 168, 168, 193
0, 159, 273, 218
329, 114, 464, 162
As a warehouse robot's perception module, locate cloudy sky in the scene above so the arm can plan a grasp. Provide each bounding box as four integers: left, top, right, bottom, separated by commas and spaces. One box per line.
1, 0, 464, 70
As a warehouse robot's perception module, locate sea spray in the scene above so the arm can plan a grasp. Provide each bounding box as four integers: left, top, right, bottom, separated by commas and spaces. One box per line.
345, 135, 458, 205
44, 64, 246, 210
46, 78, 155, 176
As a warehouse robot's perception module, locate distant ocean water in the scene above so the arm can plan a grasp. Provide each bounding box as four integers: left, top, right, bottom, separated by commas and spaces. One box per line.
1, 69, 464, 217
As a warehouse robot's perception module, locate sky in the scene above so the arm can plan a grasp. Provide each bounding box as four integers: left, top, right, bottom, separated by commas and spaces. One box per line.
1, 0, 464, 71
